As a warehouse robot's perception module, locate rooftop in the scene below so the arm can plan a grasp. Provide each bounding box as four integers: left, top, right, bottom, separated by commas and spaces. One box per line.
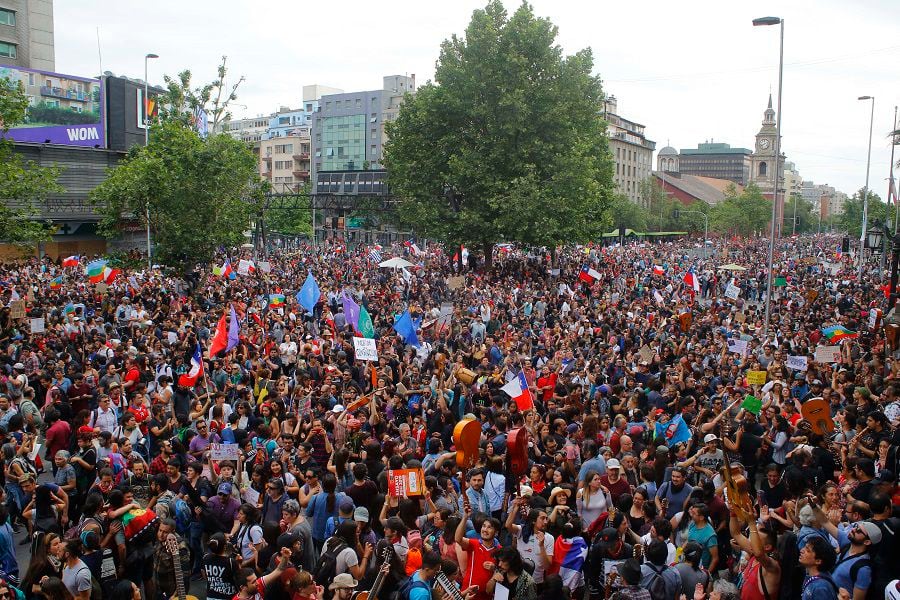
680, 142, 752, 156
653, 172, 741, 205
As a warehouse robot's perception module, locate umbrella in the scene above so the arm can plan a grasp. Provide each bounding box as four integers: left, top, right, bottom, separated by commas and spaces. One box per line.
378, 257, 414, 269
718, 263, 747, 271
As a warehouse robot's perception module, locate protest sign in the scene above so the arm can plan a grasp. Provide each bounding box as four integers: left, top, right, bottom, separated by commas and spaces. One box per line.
387, 468, 426, 497
353, 337, 378, 361
814, 345, 841, 364
725, 283, 741, 300
448, 276, 465, 290
741, 395, 762, 415
639, 345, 654, 363
210, 443, 241, 461
237, 259, 253, 276
30, 317, 45, 334
9, 301, 25, 319
787, 355, 808, 371
727, 339, 748, 355
258, 261, 272, 273
735, 312, 746, 323
95, 282, 108, 294
746, 371, 767, 385
868, 308, 881, 331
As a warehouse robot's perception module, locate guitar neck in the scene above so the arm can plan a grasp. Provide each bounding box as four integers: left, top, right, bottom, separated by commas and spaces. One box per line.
435, 572, 466, 600
170, 543, 186, 600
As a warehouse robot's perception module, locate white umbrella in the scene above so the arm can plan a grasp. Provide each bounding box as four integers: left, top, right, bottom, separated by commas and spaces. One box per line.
378, 257, 414, 269
718, 263, 747, 271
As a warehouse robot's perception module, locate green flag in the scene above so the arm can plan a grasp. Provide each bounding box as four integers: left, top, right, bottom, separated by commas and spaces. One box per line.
358, 305, 375, 338
774, 276, 787, 287
741, 394, 762, 415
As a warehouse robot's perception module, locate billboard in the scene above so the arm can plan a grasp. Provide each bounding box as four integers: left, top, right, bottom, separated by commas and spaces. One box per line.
0, 64, 105, 148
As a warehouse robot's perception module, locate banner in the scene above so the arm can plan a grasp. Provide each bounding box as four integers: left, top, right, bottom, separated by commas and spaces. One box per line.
209, 443, 241, 461
353, 337, 378, 361
786, 355, 808, 371
814, 345, 841, 364
30, 317, 45, 333
746, 371, 767, 385
0, 65, 105, 148
387, 468, 425, 497
727, 339, 748, 355
725, 283, 741, 300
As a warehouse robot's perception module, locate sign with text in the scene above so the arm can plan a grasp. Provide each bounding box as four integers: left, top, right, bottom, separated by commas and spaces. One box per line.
787, 355, 808, 371
353, 336, 378, 361
209, 443, 241, 461
814, 345, 841, 364
237, 259, 253, 276
725, 283, 741, 300
9, 301, 25, 319
746, 371, 767, 386
387, 468, 425, 497
727, 339, 748, 355
30, 317, 45, 333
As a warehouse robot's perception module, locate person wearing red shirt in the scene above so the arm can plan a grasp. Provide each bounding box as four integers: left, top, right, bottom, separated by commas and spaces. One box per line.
232, 547, 292, 599
455, 504, 501, 600
44, 408, 71, 475
122, 358, 142, 396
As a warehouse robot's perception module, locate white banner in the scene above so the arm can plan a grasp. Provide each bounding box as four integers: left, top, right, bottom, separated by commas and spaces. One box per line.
353, 337, 379, 361
258, 261, 272, 273
814, 345, 841, 364
30, 317, 45, 333
727, 339, 748, 355
237, 259, 253, 276
786, 355, 808, 371
725, 283, 741, 300
209, 443, 240, 461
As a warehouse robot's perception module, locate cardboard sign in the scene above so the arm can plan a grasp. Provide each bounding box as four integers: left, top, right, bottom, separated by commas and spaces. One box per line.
735, 312, 746, 323
727, 339, 748, 355
258, 261, 272, 273
95, 282, 108, 294
9, 301, 25, 319
638, 345, 654, 364
436, 302, 453, 333
387, 468, 426, 497
741, 395, 762, 415
725, 283, 741, 300
746, 371, 767, 385
448, 276, 465, 290
814, 345, 841, 364
353, 337, 378, 361
210, 443, 241, 461
787, 355, 808, 371
30, 317, 45, 333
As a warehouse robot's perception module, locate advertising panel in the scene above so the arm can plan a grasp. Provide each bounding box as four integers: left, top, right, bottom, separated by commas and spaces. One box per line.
0, 64, 105, 147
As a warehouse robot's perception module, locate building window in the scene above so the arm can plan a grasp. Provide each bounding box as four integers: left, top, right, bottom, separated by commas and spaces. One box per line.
0, 8, 14, 26
759, 162, 767, 176
0, 41, 16, 58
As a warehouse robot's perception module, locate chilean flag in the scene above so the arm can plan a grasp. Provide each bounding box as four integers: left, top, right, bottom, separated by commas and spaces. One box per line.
501, 370, 534, 411
578, 265, 601, 284
178, 343, 204, 388
683, 268, 700, 293
62, 255, 80, 268
547, 535, 588, 590
653, 264, 665, 276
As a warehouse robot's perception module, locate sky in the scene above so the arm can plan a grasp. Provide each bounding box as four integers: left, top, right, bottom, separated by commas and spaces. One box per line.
54, 0, 899, 198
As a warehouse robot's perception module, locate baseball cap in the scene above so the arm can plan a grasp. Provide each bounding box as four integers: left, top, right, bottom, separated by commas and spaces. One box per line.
332, 404, 345, 413
566, 423, 580, 435
217, 482, 233, 495
77, 426, 94, 435
704, 434, 719, 443
606, 458, 621, 470
854, 521, 882, 545
354, 507, 370, 523
339, 499, 355, 514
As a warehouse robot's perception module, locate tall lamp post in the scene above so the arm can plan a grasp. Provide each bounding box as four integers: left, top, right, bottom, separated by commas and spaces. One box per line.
858, 95, 875, 278
753, 16, 784, 339
144, 53, 158, 269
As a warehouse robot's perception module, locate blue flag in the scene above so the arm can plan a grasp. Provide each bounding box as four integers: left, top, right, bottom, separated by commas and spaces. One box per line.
393, 309, 420, 348
296, 272, 320, 314
655, 414, 692, 447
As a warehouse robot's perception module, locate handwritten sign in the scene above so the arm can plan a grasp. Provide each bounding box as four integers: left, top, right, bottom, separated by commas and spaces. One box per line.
387, 468, 425, 497
353, 337, 378, 362
725, 283, 741, 300
9, 301, 25, 319
814, 345, 841, 364
30, 317, 45, 334
209, 443, 241, 461
741, 394, 762, 415
787, 355, 808, 371
638, 345, 654, 363
95, 282, 108, 294
448, 276, 465, 290
237, 259, 253, 276
258, 261, 272, 273
727, 339, 748, 355
746, 371, 767, 386
868, 308, 881, 331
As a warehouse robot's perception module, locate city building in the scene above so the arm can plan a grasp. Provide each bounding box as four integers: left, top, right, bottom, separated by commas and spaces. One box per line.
783, 161, 802, 199
653, 172, 740, 206
603, 95, 656, 205
0, 0, 53, 71
260, 131, 311, 193
657, 145, 678, 173
802, 180, 847, 221
675, 142, 752, 185
222, 115, 270, 144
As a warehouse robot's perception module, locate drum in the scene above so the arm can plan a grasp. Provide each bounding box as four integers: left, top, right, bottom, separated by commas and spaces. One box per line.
456, 368, 477, 385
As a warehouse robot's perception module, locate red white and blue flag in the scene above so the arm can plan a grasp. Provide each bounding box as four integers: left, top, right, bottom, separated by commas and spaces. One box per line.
178, 343, 204, 388
578, 265, 601, 284
683, 268, 700, 293
62, 255, 80, 268
501, 370, 534, 411
653, 264, 665, 276
548, 535, 588, 589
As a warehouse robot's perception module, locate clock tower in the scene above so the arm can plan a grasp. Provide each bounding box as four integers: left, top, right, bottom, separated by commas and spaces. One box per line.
749, 94, 779, 194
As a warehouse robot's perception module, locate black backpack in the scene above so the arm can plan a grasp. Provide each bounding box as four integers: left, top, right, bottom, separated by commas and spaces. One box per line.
391, 576, 431, 600
645, 564, 668, 600
315, 537, 348, 598
834, 550, 873, 595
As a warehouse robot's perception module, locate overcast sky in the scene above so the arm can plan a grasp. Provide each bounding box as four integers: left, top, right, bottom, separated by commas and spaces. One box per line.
56, 0, 898, 198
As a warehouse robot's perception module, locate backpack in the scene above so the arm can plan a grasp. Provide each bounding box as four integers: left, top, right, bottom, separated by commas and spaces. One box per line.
392, 576, 430, 600
12, 456, 37, 478
645, 564, 668, 600
315, 538, 348, 599
172, 498, 193, 534
834, 549, 873, 593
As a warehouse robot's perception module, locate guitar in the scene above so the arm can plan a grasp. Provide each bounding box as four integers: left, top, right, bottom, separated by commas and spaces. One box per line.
435, 572, 467, 600
800, 397, 835, 436
453, 417, 481, 513
719, 420, 754, 524
165, 533, 200, 600
353, 549, 392, 600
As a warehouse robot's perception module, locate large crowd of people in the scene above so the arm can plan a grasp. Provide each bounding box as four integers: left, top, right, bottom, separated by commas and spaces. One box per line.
0, 233, 897, 600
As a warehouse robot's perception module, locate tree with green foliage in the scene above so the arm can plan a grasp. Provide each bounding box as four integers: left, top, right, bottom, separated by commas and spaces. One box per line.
265, 182, 313, 236
710, 183, 771, 236
607, 194, 648, 232
160, 56, 244, 132
0, 77, 63, 245
384, 1, 614, 268
783, 193, 816, 234
836, 188, 893, 238
91, 120, 259, 267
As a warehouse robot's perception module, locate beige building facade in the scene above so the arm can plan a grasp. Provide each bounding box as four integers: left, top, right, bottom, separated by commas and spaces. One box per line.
0, 0, 54, 71
604, 96, 655, 205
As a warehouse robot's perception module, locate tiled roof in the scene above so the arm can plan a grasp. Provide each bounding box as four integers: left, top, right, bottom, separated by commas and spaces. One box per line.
653, 172, 743, 205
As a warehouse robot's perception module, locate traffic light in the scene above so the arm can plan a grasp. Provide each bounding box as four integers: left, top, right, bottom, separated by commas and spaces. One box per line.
842, 237, 850, 253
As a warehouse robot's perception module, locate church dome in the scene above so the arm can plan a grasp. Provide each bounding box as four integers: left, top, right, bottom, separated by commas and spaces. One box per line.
658, 146, 677, 156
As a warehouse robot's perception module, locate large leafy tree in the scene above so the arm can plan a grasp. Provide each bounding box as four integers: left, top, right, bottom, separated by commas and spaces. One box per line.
709, 184, 772, 236
836, 188, 892, 238
91, 121, 259, 267
0, 78, 63, 244
160, 56, 244, 132
384, 1, 614, 266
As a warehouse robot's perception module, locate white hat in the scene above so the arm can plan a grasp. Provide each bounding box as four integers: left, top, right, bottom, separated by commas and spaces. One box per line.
332, 404, 345, 413
606, 458, 621, 470
704, 434, 719, 443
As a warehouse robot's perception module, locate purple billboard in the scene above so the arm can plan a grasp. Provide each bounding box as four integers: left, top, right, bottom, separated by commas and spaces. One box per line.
0, 64, 104, 148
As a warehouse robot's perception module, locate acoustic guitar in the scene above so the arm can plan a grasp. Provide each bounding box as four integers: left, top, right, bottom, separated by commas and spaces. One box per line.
165, 533, 200, 600
719, 420, 754, 524
353, 548, 392, 600
453, 417, 481, 512
800, 397, 835, 436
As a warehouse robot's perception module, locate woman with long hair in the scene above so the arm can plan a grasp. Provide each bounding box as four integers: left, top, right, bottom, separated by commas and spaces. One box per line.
439, 515, 467, 581
306, 472, 348, 552
229, 503, 264, 570
818, 482, 843, 526
37, 577, 73, 600
108, 580, 141, 600
575, 471, 611, 531
21, 532, 63, 599
328, 448, 354, 490
527, 465, 547, 496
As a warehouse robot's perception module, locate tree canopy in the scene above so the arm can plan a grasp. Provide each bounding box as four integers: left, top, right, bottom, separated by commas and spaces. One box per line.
384, 1, 614, 260
159, 56, 244, 132
836, 188, 892, 238
0, 77, 63, 245
709, 184, 772, 236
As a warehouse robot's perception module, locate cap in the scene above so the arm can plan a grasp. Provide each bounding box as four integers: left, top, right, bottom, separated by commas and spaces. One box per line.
12, 363, 24, 370
597, 527, 619, 546
606, 458, 621, 470
811, 379, 823, 386
339, 498, 355, 514
354, 507, 370, 522
566, 423, 580, 435
704, 434, 719, 444
329, 574, 358, 591
276, 531, 300, 549
217, 482, 233, 495
332, 405, 345, 413
854, 521, 883, 545
654, 408, 665, 416
77, 426, 94, 435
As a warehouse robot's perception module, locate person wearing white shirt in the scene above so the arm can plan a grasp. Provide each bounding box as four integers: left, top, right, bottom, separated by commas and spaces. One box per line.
89, 395, 118, 433
504, 498, 554, 583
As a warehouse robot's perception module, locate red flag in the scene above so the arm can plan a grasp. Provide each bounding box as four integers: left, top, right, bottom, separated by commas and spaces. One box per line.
209, 311, 230, 357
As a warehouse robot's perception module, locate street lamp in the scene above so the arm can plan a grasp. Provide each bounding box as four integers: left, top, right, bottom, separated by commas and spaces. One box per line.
858, 95, 875, 278
866, 224, 884, 252
144, 53, 158, 270
753, 15, 784, 339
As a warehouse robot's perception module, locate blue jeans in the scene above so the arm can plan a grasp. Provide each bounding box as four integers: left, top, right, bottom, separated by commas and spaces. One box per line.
188, 520, 204, 574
